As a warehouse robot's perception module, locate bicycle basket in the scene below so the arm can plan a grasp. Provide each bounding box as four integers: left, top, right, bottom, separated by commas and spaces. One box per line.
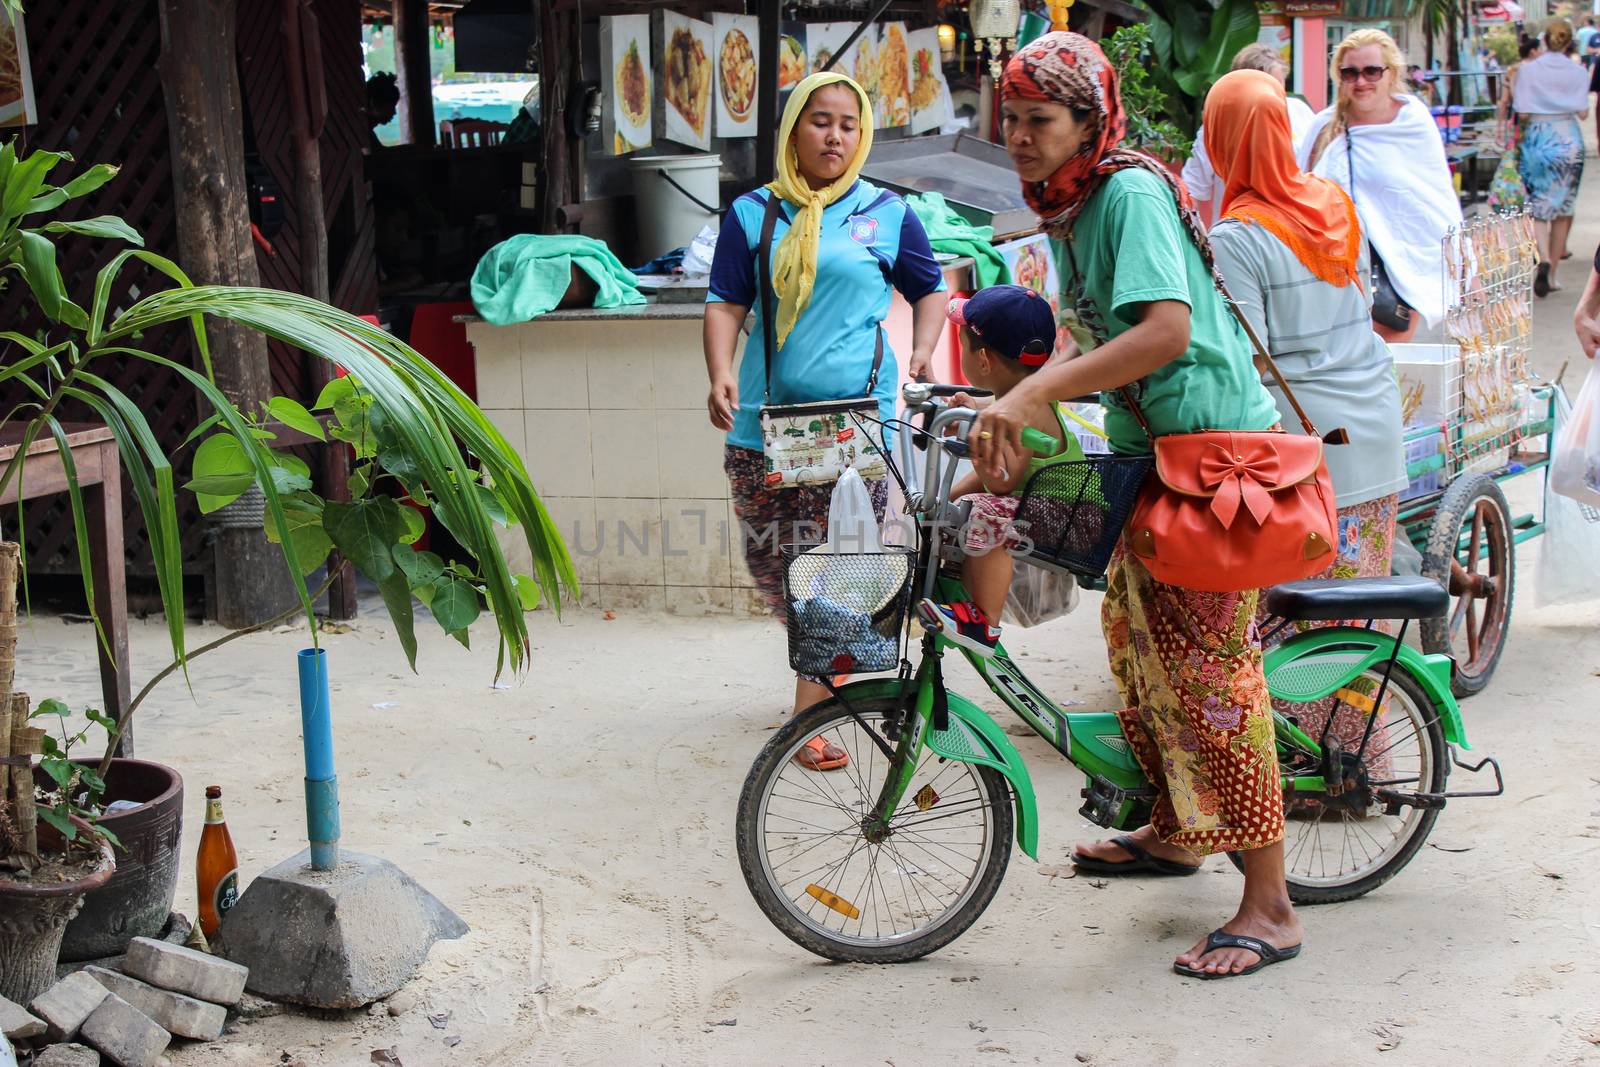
782, 544, 914, 676
1013, 454, 1153, 579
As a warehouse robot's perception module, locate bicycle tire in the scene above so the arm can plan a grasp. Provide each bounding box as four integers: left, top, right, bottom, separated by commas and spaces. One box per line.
1232, 665, 1448, 904
736, 695, 1014, 963
1421, 472, 1515, 698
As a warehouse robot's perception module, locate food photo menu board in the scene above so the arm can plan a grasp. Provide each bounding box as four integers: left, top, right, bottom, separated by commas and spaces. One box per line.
600, 15, 651, 156
0, 7, 36, 128
713, 13, 759, 138
907, 26, 953, 134
877, 22, 912, 128
654, 11, 714, 151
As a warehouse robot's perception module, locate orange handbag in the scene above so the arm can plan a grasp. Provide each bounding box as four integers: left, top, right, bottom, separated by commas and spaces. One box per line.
1122, 288, 1343, 593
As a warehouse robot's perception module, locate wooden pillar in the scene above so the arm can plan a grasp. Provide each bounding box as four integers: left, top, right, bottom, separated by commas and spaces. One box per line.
537, 3, 578, 232
394, 0, 436, 148
755, 0, 781, 184
157, 0, 298, 629
283, 0, 357, 620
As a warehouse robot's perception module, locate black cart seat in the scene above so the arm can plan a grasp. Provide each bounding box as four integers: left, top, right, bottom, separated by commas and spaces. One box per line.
1265, 576, 1448, 622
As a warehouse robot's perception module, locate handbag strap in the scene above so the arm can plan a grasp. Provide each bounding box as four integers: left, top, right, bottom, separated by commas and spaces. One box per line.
755, 192, 885, 404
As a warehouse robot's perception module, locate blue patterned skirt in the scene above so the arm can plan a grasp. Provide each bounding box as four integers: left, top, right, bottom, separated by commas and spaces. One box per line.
1517, 116, 1585, 221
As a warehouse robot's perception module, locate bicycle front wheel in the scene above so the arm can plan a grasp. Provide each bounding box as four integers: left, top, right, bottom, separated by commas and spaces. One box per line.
735, 695, 1013, 963
1236, 664, 1447, 904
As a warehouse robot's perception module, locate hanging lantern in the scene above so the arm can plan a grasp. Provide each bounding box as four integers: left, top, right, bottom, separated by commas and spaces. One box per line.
968, 0, 1021, 81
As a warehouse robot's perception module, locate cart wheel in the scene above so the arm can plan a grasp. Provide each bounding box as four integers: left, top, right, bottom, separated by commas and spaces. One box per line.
1421, 473, 1514, 698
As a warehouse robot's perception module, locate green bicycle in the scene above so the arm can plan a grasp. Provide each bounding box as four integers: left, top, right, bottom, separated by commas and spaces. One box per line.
735, 382, 1504, 963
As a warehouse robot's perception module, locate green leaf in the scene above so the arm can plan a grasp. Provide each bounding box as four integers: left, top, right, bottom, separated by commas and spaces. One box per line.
262, 504, 333, 577
12, 230, 67, 320
378, 570, 419, 671
323, 497, 404, 583
266, 464, 312, 495
36, 804, 78, 843
32, 698, 71, 717
514, 574, 541, 612
24, 163, 118, 216
1, 149, 66, 223
41, 215, 144, 247
1183, 0, 1260, 95
378, 444, 421, 487
85, 708, 119, 733
428, 575, 481, 635
475, 483, 508, 527
348, 464, 372, 499
266, 395, 326, 440
313, 375, 358, 410
392, 543, 445, 589
397, 504, 426, 544
188, 433, 253, 513
40, 756, 76, 790
78, 767, 107, 795
93, 822, 124, 851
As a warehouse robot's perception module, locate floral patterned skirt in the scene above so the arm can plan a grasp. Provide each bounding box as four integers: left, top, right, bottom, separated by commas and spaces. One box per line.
1103, 546, 1284, 855
1518, 116, 1585, 221
724, 445, 888, 617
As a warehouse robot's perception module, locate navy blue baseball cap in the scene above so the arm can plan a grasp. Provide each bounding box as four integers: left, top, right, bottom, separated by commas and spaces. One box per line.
946, 285, 1055, 368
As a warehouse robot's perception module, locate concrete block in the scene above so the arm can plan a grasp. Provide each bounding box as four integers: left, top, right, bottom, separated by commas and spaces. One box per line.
29, 972, 110, 1041
217, 849, 468, 1009
121, 939, 246, 1007
79, 995, 169, 1067
84, 968, 224, 1041
0, 994, 44, 1040
34, 1044, 102, 1067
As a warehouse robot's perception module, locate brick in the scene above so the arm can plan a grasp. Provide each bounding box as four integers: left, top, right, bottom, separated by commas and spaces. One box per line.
29, 972, 110, 1041
34, 1044, 102, 1067
83, 968, 225, 1042
79, 995, 169, 1067
0, 993, 45, 1040
120, 938, 247, 1007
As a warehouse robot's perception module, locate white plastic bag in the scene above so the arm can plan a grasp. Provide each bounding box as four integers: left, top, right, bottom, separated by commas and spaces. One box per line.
1550, 360, 1600, 508
1001, 562, 1080, 628
680, 224, 720, 277
825, 468, 882, 553
1537, 383, 1600, 606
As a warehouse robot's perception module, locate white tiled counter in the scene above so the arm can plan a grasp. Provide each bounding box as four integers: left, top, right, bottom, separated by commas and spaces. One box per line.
466, 306, 766, 616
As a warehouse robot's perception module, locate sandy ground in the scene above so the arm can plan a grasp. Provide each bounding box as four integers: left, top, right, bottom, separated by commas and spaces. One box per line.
13, 149, 1600, 1067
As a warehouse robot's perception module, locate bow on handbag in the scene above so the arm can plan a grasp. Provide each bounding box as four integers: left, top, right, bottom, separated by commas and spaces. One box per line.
1200, 440, 1282, 527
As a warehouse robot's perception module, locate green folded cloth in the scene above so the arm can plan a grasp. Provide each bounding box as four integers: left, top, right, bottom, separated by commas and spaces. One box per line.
470, 234, 646, 325
905, 191, 1010, 289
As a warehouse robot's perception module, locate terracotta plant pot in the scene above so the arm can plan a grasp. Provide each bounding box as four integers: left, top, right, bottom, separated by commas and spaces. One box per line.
45, 758, 184, 962
0, 815, 115, 1004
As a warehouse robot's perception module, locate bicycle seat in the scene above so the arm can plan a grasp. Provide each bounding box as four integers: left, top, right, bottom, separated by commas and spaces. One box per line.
1264, 576, 1448, 622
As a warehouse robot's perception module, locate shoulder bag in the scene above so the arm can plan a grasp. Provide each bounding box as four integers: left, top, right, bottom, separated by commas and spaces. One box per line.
754, 193, 888, 490
1123, 288, 1341, 593
1346, 126, 1414, 333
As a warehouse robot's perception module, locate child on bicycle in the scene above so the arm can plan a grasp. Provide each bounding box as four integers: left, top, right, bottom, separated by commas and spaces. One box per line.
918, 285, 1084, 657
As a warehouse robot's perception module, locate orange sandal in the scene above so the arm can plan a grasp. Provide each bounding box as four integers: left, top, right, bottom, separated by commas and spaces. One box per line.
796, 736, 850, 771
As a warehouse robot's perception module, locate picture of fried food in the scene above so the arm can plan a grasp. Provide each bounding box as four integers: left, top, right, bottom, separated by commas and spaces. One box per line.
615, 39, 649, 130
666, 26, 712, 137
0, 18, 22, 110
910, 46, 941, 114
779, 35, 806, 90
877, 24, 910, 126
719, 27, 755, 119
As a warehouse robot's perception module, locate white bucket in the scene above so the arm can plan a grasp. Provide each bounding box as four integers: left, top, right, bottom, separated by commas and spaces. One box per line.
628, 153, 721, 261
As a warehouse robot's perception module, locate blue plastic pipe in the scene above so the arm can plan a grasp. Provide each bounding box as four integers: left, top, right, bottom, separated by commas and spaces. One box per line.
297, 648, 340, 870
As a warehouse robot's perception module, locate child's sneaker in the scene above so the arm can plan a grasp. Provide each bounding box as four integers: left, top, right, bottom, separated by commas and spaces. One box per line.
917, 599, 1001, 658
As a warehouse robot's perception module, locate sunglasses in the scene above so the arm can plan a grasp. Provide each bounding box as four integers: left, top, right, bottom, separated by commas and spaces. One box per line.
1339, 65, 1389, 83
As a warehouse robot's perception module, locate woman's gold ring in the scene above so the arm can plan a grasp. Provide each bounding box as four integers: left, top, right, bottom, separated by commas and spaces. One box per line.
978, 431, 993, 440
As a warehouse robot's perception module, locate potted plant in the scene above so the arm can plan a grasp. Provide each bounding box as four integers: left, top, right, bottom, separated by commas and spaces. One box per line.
1103, 23, 1194, 166
0, 141, 577, 982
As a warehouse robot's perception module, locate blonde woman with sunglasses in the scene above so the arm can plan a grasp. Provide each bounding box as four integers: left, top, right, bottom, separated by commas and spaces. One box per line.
1302, 30, 1462, 342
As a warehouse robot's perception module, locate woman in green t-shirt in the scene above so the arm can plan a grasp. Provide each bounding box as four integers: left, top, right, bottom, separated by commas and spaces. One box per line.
971, 32, 1299, 981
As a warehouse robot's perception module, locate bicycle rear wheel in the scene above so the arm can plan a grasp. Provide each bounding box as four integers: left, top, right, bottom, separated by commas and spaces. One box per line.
1237, 665, 1447, 904
736, 695, 1013, 963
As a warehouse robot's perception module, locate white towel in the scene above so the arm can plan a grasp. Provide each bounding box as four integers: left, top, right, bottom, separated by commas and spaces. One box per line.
1300, 95, 1463, 328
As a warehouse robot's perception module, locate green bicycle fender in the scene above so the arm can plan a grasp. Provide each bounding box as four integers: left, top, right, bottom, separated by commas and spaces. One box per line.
832, 678, 1041, 861
1265, 630, 1468, 748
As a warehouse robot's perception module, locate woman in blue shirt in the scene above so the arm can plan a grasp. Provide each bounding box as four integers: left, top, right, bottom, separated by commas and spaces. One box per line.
704, 72, 946, 769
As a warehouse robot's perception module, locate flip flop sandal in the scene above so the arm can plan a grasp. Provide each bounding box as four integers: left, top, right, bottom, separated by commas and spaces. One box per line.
1535, 262, 1552, 298
796, 736, 850, 771
1173, 929, 1302, 980
1069, 834, 1202, 877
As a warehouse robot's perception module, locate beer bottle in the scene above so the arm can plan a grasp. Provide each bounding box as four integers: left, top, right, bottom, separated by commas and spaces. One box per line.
196, 785, 240, 938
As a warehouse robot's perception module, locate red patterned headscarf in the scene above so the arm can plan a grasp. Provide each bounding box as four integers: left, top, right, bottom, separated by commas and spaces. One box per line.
1001, 32, 1211, 261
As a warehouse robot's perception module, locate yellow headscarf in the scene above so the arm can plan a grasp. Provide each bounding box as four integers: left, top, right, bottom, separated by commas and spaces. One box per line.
766, 72, 874, 348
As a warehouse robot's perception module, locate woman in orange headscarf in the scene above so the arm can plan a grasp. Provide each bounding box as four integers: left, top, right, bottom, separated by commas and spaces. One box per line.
1204, 68, 1409, 748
